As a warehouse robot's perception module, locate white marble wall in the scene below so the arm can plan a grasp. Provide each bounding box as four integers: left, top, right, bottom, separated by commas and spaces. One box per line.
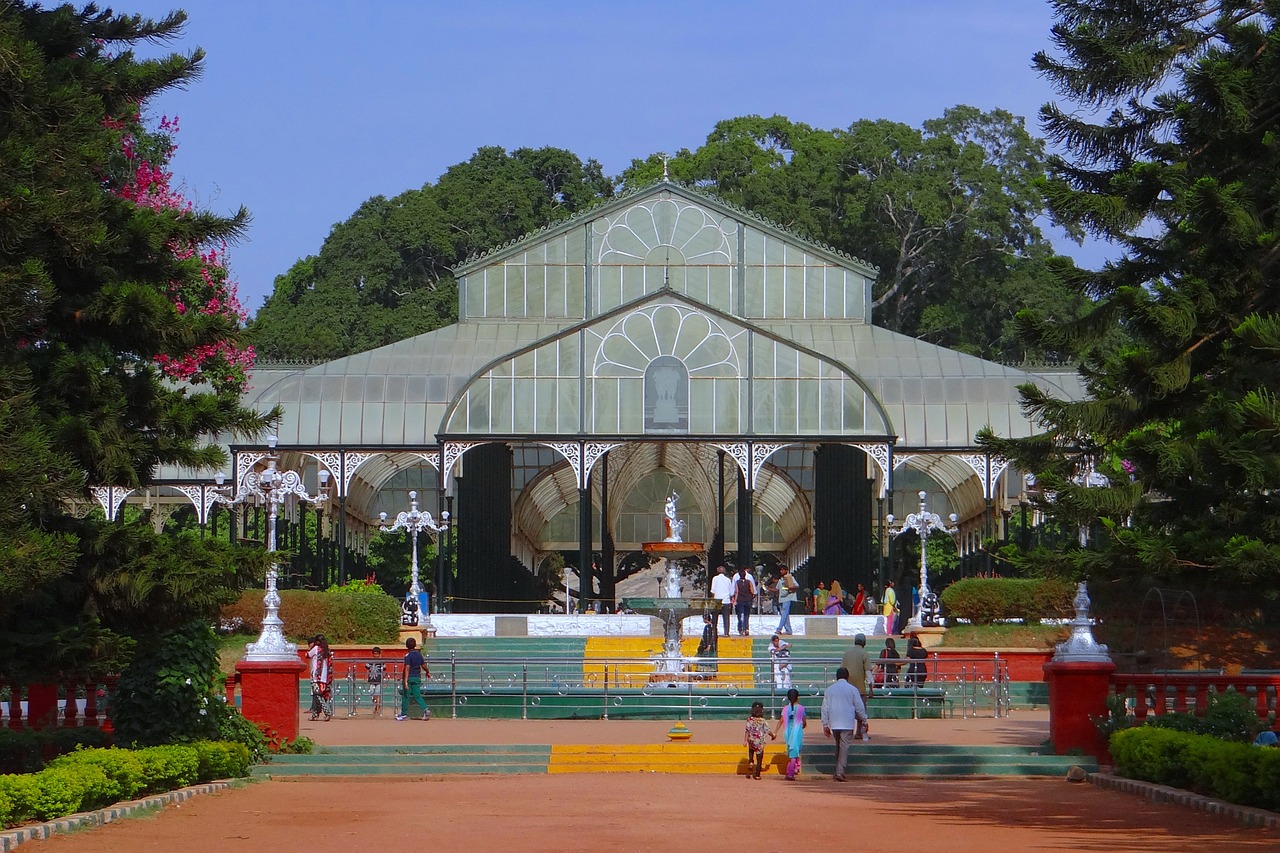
429, 614, 658, 637
680, 614, 886, 637
427, 613, 883, 637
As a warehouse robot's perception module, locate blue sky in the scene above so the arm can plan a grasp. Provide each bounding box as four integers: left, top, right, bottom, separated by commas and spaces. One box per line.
121, 1, 1091, 315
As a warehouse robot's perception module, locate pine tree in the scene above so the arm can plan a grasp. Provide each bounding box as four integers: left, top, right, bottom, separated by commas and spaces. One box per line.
981, 1, 1280, 614
0, 3, 273, 680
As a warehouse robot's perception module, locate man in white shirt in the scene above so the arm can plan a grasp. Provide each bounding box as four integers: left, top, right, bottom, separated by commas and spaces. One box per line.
709, 565, 734, 637
821, 666, 868, 781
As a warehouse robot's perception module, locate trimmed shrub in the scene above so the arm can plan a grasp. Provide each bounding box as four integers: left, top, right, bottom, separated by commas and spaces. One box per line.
1110, 726, 1280, 811
0, 740, 250, 828
133, 745, 200, 793
0, 774, 38, 826
221, 589, 398, 643
29, 765, 105, 820
48, 748, 146, 802
940, 577, 1074, 624
191, 740, 251, 780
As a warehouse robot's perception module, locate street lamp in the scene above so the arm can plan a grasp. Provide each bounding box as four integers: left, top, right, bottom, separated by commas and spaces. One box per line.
886, 490, 958, 631
214, 436, 330, 661
379, 490, 449, 628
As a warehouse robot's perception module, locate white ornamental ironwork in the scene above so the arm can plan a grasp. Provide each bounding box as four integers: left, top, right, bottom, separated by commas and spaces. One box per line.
213, 436, 331, 662
379, 490, 449, 628
887, 490, 959, 631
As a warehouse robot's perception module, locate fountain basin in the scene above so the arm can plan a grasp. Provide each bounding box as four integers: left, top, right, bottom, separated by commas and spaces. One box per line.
642, 541, 705, 561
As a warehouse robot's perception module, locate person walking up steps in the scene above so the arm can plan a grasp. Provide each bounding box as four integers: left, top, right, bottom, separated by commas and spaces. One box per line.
771, 687, 807, 780
821, 666, 867, 782
743, 700, 774, 779
710, 565, 734, 637
397, 637, 431, 721
732, 565, 756, 636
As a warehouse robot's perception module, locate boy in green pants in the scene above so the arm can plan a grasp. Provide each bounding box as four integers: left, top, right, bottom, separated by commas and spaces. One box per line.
396, 637, 431, 721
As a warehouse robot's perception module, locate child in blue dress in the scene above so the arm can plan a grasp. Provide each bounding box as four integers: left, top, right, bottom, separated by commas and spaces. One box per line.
771, 687, 807, 780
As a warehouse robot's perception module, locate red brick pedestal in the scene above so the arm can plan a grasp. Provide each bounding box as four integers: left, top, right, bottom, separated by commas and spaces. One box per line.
235, 659, 306, 743
1044, 659, 1116, 761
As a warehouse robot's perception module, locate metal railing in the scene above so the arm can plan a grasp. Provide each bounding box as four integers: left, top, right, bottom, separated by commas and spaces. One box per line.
324, 651, 1012, 721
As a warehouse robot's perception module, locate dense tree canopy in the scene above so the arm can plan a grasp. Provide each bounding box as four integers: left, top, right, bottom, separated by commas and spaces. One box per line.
981, 0, 1280, 616
251, 110, 1089, 363
0, 3, 270, 680
247, 147, 614, 360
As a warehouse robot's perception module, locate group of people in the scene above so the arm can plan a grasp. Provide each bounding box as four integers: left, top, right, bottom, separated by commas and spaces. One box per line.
744, 664, 869, 782
305, 636, 435, 722
709, 564, 803, 637
747, 631, 931, 780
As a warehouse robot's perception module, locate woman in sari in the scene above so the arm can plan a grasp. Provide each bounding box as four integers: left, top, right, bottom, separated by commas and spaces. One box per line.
771, 687, 807, 780
852, 583, 867, 615
823, 580, 844, 614
307, 635, 334, 721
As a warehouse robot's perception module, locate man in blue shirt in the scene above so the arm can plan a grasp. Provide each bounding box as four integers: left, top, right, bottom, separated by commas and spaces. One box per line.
821, 666, 867, 781
397, 637, 432, 721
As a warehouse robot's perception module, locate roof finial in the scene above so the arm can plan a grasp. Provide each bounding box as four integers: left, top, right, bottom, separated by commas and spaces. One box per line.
660, 153, 670, 182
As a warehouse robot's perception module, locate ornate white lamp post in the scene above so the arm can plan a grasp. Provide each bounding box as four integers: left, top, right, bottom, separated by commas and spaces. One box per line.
214, 436, 330, 661
887, 490, 958, 631
379, 490, 449, 626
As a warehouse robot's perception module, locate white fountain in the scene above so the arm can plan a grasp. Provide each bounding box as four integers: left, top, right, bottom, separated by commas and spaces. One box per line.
627, 492, 715, 685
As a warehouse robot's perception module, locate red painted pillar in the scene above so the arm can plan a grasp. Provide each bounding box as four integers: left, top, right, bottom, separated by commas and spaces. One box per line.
26, 684, 58, 730
236, 659, 306, 744
1044, 659, 1116, 761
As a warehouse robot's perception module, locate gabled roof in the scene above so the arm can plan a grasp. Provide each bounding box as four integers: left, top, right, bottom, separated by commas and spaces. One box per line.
452, 179, 880, 278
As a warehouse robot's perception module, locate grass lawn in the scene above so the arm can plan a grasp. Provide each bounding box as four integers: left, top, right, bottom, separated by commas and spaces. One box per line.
940, 623, 1069, 649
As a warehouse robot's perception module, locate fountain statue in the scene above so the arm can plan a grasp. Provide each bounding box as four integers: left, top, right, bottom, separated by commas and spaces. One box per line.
626, 492, 715, 685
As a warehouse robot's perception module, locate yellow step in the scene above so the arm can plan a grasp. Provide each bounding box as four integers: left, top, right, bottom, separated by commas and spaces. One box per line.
548, 743, 789, 775
583, 637, 756, 688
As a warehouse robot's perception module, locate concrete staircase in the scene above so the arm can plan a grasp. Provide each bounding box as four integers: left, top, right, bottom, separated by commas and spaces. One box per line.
256, 743, 1095, 779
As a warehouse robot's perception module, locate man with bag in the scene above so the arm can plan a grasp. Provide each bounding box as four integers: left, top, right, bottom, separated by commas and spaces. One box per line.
731, 565, 756, 636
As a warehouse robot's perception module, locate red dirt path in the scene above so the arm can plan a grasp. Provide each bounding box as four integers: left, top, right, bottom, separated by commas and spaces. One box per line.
27, 714, 1279, 852
32, 775, 1275, 853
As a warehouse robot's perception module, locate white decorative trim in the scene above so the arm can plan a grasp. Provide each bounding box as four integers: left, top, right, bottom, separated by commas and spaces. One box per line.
340, 451, 377, 497
958, 452, 1007, 499
233, 451, 268, 491
988, 457, 1010, 499
172, 485, 219, 526
540, 441, 583, 489
851, 442, 893, 496
750, 442, 790, 489
441, 441, 484, 490
89, 486, 134, 521
710, 442, 749, 485
582, 442, 622, 487
892, 453, 915, 470
308, 451, 342, 487
417, 450, 441, 471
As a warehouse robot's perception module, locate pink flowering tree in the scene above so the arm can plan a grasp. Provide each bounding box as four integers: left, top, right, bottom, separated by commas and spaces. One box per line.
109, 115, 256, 394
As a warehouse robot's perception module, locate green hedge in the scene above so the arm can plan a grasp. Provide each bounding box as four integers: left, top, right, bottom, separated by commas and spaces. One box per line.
221, 589, 398, 643
1110, 726, 1280, 811
0, 740, 251, 828
940, 577, 1075, 624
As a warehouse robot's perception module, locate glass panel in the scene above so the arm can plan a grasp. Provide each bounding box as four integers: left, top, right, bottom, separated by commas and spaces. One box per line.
535, 379, 557, 431
525, 265, 545, 317
565, 266, 585, 317
843, 388, 865, 432
618, 377, 642, 431
513, 379, 535, 433
491, 379, 513, 432
804, 264, 824, 318
796, 380, 819, 432
505, 265, 526, 317
593, 378, 617, 433
557, 380, 578, 433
